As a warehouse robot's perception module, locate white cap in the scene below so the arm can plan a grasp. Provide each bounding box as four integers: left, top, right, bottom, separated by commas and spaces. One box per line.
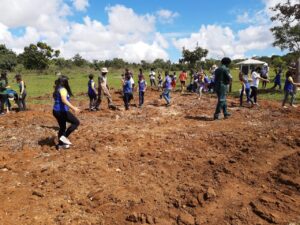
101, 67, 108, 73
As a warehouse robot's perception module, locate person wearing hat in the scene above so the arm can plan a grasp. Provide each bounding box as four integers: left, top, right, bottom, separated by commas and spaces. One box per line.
213, 57, 232, 120
282, 63, 300, 108
261, 63, 269, 89
95, 67, 115, 110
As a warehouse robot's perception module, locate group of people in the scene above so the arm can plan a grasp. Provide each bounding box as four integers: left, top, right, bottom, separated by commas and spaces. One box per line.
0, 71, 27, 115
239, 62, 300, 108
2, 59, 297, 149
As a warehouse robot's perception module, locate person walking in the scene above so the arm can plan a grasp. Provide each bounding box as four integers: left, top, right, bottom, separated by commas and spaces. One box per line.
122, 72, 133, 110
249, 67, 269, 106
96, 67, 116, 110
149, 68, 156, 88
138, 71, 147, 107
87, 74, 97, 111
282, 64, 300, 108
52, 76, 80, 149
213, 57, 232, 120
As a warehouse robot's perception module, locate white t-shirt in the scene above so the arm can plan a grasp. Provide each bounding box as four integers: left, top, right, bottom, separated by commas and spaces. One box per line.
130, 77, 134, 88
150, 71, 156, 80
251, 71, 260, 88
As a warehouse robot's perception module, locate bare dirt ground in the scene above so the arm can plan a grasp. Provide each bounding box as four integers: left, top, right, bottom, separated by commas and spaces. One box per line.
0, 90, 299, 225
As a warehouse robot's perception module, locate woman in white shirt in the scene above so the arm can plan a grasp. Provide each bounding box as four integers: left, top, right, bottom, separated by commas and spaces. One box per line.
250, 67, 269, 106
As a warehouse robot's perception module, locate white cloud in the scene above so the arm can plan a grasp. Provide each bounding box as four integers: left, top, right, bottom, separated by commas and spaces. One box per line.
0, 3, 169, 63
172, 24, 274, 59
156, 9, 179, 24
72, 0, 89, 11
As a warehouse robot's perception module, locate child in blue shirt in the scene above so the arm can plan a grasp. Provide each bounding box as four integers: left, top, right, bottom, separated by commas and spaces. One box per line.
87, 74, 97, 111
122, 73, 133, 110
272, 67, 282, 90
138, 71, 147, 107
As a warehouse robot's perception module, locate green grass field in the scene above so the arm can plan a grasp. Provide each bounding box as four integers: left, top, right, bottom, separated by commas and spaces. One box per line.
5, 67, 288, 104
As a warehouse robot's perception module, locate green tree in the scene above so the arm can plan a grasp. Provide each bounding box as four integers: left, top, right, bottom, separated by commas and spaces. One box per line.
72, 54, 87, 67
19, 42, 60, 70
0, 45, 17, 71
270, 1, 300, 55
181, 46, 209, 70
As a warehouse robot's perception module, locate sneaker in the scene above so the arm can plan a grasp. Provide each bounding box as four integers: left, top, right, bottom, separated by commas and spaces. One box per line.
291, 104, 298, 108
57, 144, 70, 150
213, 115, 220, 120
59, 136, 72, 145
282, 105, 288, 109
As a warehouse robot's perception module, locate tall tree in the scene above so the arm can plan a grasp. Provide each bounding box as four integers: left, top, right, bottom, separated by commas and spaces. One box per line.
0, 45, 17, 71
271, 1, 300, 82
181, 46, 208, 70
19, 42, 60, 70
270, 1, 300, 55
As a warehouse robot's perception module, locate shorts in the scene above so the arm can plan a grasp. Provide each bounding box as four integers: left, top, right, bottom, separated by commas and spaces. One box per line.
180, 81, 186, 85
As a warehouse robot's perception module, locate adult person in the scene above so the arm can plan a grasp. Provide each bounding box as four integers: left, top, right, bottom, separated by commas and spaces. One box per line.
213, 57, 232, 120
179, 70, 188, 93
96, 67, 116, 110
52, 75, 80, 149
282, 63, 300, 108
15, 74, 27, 111
261, 63, 269, 89
249, 67, 269, 106
149, 68, 156, 88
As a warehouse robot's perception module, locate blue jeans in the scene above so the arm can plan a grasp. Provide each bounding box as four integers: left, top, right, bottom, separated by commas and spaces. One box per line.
162, 89, 171, 104
139, 91, 144, 106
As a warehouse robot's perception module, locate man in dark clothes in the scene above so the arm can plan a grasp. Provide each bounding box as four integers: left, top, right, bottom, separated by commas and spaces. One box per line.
213, 57, 232, 120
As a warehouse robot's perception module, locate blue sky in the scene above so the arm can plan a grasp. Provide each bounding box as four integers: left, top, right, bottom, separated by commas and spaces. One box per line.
0, 0, 285, 62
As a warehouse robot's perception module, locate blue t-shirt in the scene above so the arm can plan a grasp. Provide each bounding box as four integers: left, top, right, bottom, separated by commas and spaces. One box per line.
274, 73, 281, 84
138, 80, 146, 92
88, 80, 96, 96
165, 75, 172, 90
53, 87, 70, 112
284, 77, 293, 92
123, 79, 132, 93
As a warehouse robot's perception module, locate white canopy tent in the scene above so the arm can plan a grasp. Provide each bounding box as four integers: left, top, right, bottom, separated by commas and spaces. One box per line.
236, 58, 267, 75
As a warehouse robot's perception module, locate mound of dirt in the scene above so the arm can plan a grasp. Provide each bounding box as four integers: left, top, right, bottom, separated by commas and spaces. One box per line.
0, 90, 299, 225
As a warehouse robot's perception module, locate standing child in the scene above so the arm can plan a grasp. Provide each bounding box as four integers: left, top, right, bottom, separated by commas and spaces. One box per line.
53, 76, 80, 149
162, 71, 172, 106
122, 73, 133, 110
272, 67, 282, 90
239, 71, 251, 106
157, 71, 163, 91
88, 74, 97, 111
15, 74, 27, 111
149, 68, 156, 88
282, 65, 300, 108
171, 72, 177, 90
138, 71, 147, 107
179, 70, 187, 93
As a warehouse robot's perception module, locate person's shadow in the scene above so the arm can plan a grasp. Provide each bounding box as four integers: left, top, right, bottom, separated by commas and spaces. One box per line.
185, 115, 214, 121
38, 136, 56, 147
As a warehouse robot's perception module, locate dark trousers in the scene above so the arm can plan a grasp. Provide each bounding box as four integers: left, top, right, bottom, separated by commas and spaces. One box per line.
53, 110, 80, 145
139, 91, 145, 106
150, 79, 156, 87
88, 94, 97, 110
282, 91, 295, 106
18, 93, 26, 111
250, 86, 258, 104
214, 90, 228, 118
123, 93, 132, 110
240, 85, 250, 106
